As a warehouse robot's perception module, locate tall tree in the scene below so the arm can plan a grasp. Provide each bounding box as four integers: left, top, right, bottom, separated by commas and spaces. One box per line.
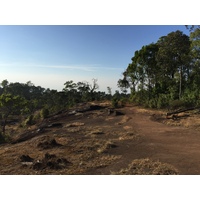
0, 94, 26, 133
156, 31, 191, 99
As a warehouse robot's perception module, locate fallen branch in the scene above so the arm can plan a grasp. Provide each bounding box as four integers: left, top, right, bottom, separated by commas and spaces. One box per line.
166, 107, 200, 116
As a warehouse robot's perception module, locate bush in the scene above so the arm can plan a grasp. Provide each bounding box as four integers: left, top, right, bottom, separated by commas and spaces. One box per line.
24, 115, 35, 125
22, 112, 42, 127
0, 131, 11, 143
111, 97, 119, 108
118, 97, 128, 107
40, 108, 49, 119
169, 99, 186, 110
148, 98, 157, 108
157, 94, 170, 109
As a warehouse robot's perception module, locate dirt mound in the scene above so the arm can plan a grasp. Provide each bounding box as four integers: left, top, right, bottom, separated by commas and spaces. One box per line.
32, 153, 72, 170
107, 109, 124, 116
37, 138, 62, 149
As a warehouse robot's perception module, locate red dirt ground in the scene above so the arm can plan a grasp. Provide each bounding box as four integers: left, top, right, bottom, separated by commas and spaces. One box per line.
1, 103, 200, 175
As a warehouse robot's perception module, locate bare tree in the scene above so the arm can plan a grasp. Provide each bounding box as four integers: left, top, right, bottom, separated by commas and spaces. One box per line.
90, 79, 99, 93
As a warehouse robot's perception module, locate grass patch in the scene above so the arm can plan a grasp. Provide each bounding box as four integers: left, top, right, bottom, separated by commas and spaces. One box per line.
112, 158, 178, 175
97, 140, 117, 153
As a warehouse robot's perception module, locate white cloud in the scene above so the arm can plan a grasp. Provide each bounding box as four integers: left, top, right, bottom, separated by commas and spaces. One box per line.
0, 62, 123, 92
0, 62, 122, 72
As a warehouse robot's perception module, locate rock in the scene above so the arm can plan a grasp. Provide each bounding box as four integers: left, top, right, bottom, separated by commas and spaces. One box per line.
20, 155, 34, 162
47, 123, 63, 128
37, 139, 62, 149
32, 153, 72, 171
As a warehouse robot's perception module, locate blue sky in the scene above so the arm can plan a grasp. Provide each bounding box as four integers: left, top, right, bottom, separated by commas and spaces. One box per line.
0, 25, 190, 92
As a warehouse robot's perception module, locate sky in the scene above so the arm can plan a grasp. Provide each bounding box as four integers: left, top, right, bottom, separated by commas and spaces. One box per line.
0, 25, 191, 93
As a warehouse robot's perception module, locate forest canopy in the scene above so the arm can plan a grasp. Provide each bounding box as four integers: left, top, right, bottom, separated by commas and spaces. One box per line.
118, 27, 200, 109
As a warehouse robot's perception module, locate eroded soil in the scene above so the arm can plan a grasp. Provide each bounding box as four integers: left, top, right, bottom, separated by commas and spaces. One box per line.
1, 103, 200, 175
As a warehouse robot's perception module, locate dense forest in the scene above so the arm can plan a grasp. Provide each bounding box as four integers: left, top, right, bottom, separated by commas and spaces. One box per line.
118, 26, 200, 109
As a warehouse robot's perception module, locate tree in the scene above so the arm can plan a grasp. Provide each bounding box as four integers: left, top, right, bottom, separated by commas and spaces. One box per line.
119, 30, 193, 108
107, 86, 112, 95
89, 78, 99, 93
117, 77, 129, 94
119, 43, 159, 105
63, 80, 77, 93
0, 79, 9, 88
77, 81, 90, 101
0, 94, 27, 133
190, 27, 200, 61
185, 27, 200, 104
156, 31, 191, 99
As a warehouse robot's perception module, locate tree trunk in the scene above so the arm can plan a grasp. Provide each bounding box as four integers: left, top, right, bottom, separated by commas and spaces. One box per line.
179, 66, 183, 99
2, 119, 6, 133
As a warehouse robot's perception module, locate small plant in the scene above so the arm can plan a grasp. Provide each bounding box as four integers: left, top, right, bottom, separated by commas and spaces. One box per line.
169, 99, 185, 110
111, 97, 118, 108
0, 131, 11, 143
118, 97, 128, 107
40, 108, 49, 119
24, 115, 35, 125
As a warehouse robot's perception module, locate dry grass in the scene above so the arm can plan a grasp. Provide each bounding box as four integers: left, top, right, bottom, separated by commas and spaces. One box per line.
112, 158, 178, 175
164, 114, 200, 129
116, 116, 132, 125
89, 129, 104, 135
86, 155, 122, 169
65, 122, 85, 127
97, 140, 117, 153
118, 132, 140, 141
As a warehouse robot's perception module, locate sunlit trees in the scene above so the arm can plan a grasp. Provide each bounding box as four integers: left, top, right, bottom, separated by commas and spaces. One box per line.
119, 30, 196, 108
0, 94, 26, 133
156, 31, 191, 99
62, 79, 100, 103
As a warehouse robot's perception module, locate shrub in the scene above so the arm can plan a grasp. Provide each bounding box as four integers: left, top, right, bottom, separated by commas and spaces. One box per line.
148, 98, 157, 108
157, 94, 170, 109
24, 115, 35, 125
0, 131, 11, 143
40, 108, 49, 119
169, 99, 186, 110
111, 97, 118, 108
118, 97, 128, 107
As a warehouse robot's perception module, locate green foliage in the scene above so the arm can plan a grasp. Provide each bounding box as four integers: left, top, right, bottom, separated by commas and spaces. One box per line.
0, 94, 27, 133
40, 108, 49, 119
148, 99, 157, 109
33, 112, 41, 123
156, 94, 170, 109
111, 97, 119, 108
24, 115, 35, 126
0, 131, 12, 144
169, 99, 186, 110
118, 97, 129, 107
119, 28, 200, 109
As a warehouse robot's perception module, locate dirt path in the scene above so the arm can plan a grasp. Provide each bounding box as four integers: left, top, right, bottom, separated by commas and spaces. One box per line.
1, 104, 200, 175
91, 107, 200, 175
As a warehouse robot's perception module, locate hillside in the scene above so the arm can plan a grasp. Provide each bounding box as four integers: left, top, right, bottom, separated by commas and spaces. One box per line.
1, 102, 200, 175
